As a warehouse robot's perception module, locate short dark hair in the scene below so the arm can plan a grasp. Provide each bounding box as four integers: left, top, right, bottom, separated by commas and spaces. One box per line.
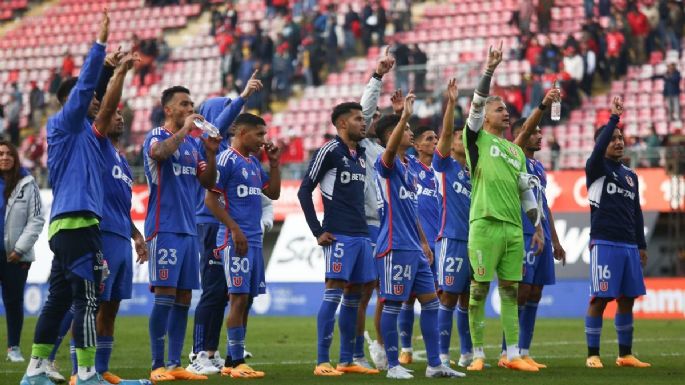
331, 102, 363, 125
231, 113, 266, 134
375, 115, 402, 147
56, 77, 78, 104
510, 118, 526, 136
413, 125, 436, 141
161, 86, 191, 107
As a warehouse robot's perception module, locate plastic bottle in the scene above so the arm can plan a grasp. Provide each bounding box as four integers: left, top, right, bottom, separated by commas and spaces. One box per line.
193, 118, 220, 138
550, 80, 561, 121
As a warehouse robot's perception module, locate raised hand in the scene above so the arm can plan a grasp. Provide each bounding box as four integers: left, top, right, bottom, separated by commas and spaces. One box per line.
104, 46, 124, 67
240, 69, 264, 99
264, 141, 281, 167
201, 135, 221, 155
118, 51, 140, 72
376, 45, 395, 76
98, 8, 110, 44
446, 78, 458, 104
610, 96, 624, 116
485, 40, 504, 71
390, 89, 404, 115
402, 90, 416, 119
542, 87, 561, 107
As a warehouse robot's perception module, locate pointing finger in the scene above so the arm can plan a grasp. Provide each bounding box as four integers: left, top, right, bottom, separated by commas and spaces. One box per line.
499, 40, 503, 52
385, 45, 390, 57
251, 69, 259, 79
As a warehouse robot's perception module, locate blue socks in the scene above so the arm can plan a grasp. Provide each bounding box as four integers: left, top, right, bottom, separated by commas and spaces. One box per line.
420, 299, 441, 367
227, 327, 246, 367
95, 336, 113, 373
316, 288, 342, 364
167, 302, 190, 367
519, 301, 539, 352
149, 294, 174, 369
437, 303, 455, 356
338, 294, 360, 364
615, 313, 633, 356
353, 335, 365, 359
585, 315, 602, 356
381, 301, 402, 368
456, 306, 472, 355
398, 302, 415, 349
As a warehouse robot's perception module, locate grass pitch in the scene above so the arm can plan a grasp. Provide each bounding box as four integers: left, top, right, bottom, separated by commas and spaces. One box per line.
1, 317, 683, 384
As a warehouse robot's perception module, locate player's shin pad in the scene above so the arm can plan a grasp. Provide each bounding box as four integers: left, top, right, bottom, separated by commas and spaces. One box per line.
518, 173, 543, 227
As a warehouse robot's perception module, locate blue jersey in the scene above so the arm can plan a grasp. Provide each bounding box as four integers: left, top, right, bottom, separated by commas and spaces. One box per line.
143, 127, 206, 238
408, 156, 441, 249
47, 42, 106, 221
375, 155, 422, 257
195, 97, 245, 225
100, 138, 133, 239
585, 115, 646, 249
432, 150, 471, 241
521, 157, 552, 239
213, 148, 269, 250
298, 136, 369, 238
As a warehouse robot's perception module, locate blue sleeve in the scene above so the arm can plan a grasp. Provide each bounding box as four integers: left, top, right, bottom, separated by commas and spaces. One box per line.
214, 97, 245, 137
375, 154, 394, 179
214, 154, 232, 192
633, 175, 647, 250
297, 148, 332, 238
259, 161, 270, 188
59, 43, 106, 132
586, 114, 619, 184
432, 150, 452, 172
94, 65, 114, 102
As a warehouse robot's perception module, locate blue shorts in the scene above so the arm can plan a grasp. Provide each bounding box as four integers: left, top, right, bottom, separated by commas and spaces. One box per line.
323, 234, 376, 284
376, 250, 436, 302
436, 238, 470, 294
100, 231, 133, 301
521, 234, 556, 286
147, 232, 200, 290
589, 240, 646, 299
223, 243, 265, 298
368, 225, 380, 250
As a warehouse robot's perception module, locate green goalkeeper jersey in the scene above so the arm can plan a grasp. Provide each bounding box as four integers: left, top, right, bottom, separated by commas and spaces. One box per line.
463, 126, 527, 227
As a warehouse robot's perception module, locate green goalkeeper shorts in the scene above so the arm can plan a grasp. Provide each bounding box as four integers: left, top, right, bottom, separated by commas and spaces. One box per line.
468, 218, 524, 282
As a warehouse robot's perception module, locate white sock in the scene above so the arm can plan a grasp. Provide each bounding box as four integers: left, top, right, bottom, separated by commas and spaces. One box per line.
401, 347, 413, 353
506, 344, 521, 361
439, 353, 450, 362
473, 347, 485, 359
520, 348, 530, 357
77, 366, 96, 381
26, 357, 47, 376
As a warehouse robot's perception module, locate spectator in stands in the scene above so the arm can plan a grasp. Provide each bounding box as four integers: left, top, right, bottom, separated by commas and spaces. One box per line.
394, 40, 411, 94
414, 96, 441, 127
537, 0, 554, 34
580, 40, 596, 96
563, 46, 584, 108
150, 100, 164, 129
390, 0, 411, 33
361, 0, 387, 50
665, 0, 684, 56
61, 51, 74, 78
525, 37, 543, 67
599, 0, 611, 17
272, 0, 289, 16
343, 5, 361, 57
20, 131, 45, 179
645, 124, 662, 167
626, 4, 649, 64
516, 0, 534, 34
663, 62, 681, 121
28, 82, 45, 129
323, 9, 340, 73
411, 44, 428, 92
11, 84, 21, 109
121, 100, 134, 145
605, 25, 626, 79
155, 34, 170, 67
540, 36, 560, 72
225, 2, 238, 30
6, 94, 20, 147
584, 0, 594, 19
503, 85, 524, 119
548, 134, 561, 170
47, 69, 62, 100
283, 14, 302, 60
273, 43, 293, 100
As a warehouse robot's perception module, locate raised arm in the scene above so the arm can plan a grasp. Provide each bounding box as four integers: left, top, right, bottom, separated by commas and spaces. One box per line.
466, 40, 503, 135
586, 97, 623, 178
361, 46, 395, 127
514, 88, 559, 148
437, 78, 458, 157
94, 47, 124, 102
381, 91, 415, 166
212, 70, 262, 136
262, 141, 281, 200
94, 52, 138, 136
61, 10, 109, 128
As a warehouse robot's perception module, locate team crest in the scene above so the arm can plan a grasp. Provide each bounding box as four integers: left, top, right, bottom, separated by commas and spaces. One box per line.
159, 269, 168, 280
233, 276, 243, 287
342, 156, 350, 167
507, 144, 517, 156
419, 170, 426, 180
599, 282, 609, 292
393, 284, 404, 295
625, 175, 634, 187
477, 266, 485, 276
332, 262, 342, 273
359, 158, 366, 168
445, 276, 454, 286
242, 167, 248, 179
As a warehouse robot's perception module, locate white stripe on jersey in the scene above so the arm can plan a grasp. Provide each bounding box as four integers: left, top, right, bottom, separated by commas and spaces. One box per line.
320, 168, 337, 200
309, 141, 338, 181
218, 149, 233, 167
591, 245, 597, 292
224, 247, 231, 287
588, 176, 606, 208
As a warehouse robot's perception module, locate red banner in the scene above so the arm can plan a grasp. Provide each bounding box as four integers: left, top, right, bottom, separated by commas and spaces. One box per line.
604, 278, 685, 319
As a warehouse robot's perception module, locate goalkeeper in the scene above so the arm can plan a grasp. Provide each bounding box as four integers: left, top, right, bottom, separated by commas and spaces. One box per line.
462, 41, 544, 372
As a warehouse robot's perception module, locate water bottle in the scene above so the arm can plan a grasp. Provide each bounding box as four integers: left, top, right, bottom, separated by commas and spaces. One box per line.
193, 118, 220, 138
550, 81, 561, 121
